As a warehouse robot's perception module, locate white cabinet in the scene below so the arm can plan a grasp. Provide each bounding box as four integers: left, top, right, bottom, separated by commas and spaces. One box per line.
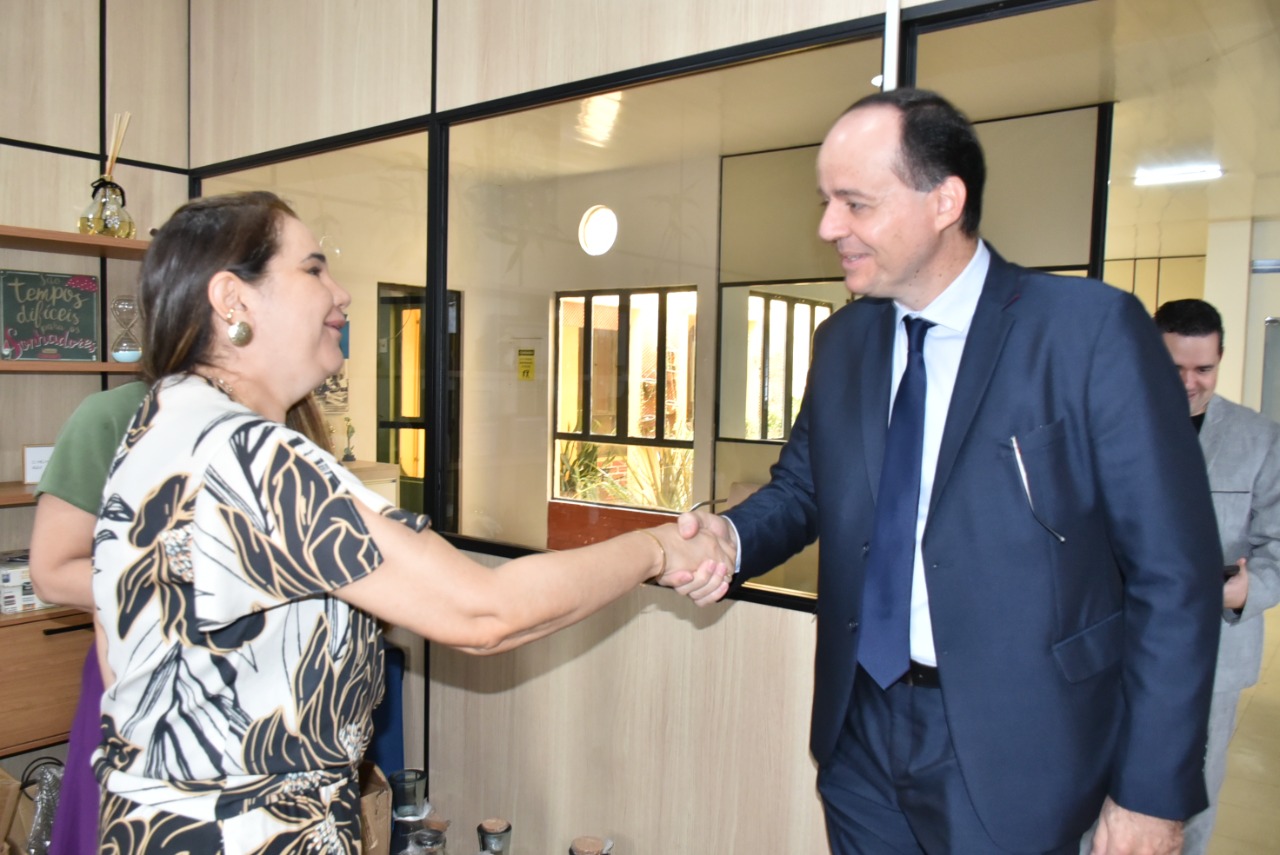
345, 460, 400, 506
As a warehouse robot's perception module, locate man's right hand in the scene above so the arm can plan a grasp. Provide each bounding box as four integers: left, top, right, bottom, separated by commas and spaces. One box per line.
674, 509, 737, 605
1224, 558, 1249, 611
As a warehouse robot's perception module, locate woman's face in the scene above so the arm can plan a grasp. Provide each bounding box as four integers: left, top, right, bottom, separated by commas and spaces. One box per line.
244, 216, 351, 400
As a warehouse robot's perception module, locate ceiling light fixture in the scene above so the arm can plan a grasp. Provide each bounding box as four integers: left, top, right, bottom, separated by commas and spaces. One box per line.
578, 205, 618, 256
1133, 163, 1223, 186
576, 92, 623, 147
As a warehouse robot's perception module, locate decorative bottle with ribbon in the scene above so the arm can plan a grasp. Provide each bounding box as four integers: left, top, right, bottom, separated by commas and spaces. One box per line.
78, 112, 136, 239
79, 175, 136, 239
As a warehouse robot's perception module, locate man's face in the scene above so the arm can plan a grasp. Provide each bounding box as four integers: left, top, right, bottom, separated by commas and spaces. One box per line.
816, 105, 952, 307
1162, 332, 1221, 417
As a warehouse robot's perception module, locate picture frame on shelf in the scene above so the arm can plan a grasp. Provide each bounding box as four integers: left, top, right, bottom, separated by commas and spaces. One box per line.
22, 444, 54, 484
0, 269, 101, 362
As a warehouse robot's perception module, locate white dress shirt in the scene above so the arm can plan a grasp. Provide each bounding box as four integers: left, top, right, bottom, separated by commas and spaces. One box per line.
893, 241, 989, 665
725, 241, 990, 668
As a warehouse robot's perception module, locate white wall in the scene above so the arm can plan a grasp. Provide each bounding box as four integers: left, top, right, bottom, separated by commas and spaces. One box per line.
448, 156, 722, 546
202, 137, 431, 460
1243, 219, 1280, 411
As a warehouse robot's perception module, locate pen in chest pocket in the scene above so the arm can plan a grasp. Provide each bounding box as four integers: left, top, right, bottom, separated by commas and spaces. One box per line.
1011, 434, 1067, 543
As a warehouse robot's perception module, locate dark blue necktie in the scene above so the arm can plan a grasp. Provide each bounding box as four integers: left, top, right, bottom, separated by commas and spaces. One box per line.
858, 315, 934, 689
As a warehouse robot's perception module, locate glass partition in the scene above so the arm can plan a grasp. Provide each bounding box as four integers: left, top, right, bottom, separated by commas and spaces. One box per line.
719, 283, 844, 443
202, 134, 445, 518
447, 36, 883, 553
192, 0, 1278, 612
715, 3, 1113, 598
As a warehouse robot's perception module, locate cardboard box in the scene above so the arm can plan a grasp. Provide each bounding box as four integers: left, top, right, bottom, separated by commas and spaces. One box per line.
0, 558, 52, 614
359, 762, 391, 855
1, 581, 53, 614
0, 769, 19, 853
0, 767, 33, 855
0, 562, 29, 586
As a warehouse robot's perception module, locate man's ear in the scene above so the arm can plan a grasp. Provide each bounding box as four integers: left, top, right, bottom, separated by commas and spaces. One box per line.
932, 175, 967, 232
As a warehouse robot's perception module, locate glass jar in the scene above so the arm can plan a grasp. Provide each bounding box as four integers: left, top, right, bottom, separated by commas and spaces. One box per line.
477, 817, 511, 852
569, 836, 608, 855
403, 827, 447, 854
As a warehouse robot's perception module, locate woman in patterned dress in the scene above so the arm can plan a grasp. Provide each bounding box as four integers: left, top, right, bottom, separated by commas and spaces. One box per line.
91, 192, 733, 854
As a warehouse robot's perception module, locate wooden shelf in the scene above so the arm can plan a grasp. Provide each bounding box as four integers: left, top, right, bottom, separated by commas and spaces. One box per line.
0, 481, 36, 508
0, 223, 148, 260
0, 360, 139, 375
0, 606, 77, 630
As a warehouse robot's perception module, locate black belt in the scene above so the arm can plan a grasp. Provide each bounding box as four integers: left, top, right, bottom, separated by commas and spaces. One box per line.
901, 661, 941, 688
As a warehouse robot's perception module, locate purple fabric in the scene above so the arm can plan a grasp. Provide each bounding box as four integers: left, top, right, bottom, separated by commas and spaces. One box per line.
48, 649, 103, 855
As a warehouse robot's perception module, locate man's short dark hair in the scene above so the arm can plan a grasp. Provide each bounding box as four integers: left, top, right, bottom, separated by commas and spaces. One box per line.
844, 88, 985, 237
1154, 299, 1224, 352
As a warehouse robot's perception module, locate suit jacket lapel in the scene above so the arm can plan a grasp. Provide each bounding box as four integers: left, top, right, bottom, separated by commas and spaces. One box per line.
861, 301, 896, 502
1199, 395, 1224, 474
930, 256, 1019, 513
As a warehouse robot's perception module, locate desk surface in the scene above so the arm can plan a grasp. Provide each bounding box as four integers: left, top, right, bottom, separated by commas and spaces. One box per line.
344, 460, 400, 482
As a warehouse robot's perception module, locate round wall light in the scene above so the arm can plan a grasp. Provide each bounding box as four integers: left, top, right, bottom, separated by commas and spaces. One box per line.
578, 204, 618, 256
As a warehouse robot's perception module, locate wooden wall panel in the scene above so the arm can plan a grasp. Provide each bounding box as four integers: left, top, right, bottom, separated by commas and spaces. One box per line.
189, 0, 433, 167
0, 148, 102, 233
106, 0, 190, 169
108, 163, 190, 238
0, 371, 99, 487
0, 0, 98, 152
430, 575, 827, 853
0, 150, 181, 244
0, 506, 37, 553
436, 0, 885, 110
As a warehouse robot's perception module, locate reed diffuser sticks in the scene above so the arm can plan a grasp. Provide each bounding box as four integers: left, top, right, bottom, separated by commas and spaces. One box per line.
105, 111, 131, 178
77, 111, 136, 237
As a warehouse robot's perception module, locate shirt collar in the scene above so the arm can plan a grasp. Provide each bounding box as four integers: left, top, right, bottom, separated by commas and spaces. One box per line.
894, 240, 990, 335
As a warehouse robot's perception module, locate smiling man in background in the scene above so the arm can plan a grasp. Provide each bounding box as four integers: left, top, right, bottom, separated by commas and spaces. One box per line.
1155, 297, 1280, 855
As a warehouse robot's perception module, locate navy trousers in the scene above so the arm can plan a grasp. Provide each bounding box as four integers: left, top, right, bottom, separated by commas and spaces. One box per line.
817, 667, 1079, 855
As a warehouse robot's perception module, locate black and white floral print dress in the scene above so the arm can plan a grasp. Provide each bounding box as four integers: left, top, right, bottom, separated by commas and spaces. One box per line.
92, 374, 428, 854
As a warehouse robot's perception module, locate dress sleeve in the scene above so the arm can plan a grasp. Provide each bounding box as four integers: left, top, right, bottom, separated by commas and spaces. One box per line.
191, 422, 429, 629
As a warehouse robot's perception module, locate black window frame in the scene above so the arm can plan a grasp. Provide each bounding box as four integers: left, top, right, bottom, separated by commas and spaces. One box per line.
553, 285, 697, 453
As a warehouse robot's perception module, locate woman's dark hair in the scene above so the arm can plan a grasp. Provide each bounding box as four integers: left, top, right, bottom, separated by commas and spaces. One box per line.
138, 191, 332, 450
844, 88, 986, 237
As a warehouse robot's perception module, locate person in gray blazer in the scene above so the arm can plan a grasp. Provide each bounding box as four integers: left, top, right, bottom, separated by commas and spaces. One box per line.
1155, 298, 1280, 855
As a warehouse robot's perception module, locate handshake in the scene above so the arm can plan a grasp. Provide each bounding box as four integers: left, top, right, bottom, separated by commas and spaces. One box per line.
645, 508, 738, 607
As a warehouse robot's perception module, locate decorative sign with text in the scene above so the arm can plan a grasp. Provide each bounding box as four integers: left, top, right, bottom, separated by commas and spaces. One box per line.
0, 269, 100, 361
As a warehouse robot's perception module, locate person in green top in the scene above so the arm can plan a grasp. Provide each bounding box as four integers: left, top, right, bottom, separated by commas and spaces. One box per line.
29, 379, 148, 855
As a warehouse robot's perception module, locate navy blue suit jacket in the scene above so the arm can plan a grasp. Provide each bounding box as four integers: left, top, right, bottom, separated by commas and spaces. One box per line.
723, 251, 1221, 851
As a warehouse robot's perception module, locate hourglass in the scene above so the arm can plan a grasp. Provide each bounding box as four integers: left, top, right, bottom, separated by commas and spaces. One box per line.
110, 295, 142, 363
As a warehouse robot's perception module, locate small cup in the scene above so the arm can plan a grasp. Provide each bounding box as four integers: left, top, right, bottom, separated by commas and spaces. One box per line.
388, 768, 427, 819
478, 817, 512, 852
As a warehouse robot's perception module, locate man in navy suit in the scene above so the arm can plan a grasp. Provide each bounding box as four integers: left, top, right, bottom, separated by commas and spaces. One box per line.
681, 89, 1220, 854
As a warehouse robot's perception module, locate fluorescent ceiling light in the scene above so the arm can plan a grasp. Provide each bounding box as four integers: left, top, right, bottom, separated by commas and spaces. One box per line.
1134, 163, 1222, 186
